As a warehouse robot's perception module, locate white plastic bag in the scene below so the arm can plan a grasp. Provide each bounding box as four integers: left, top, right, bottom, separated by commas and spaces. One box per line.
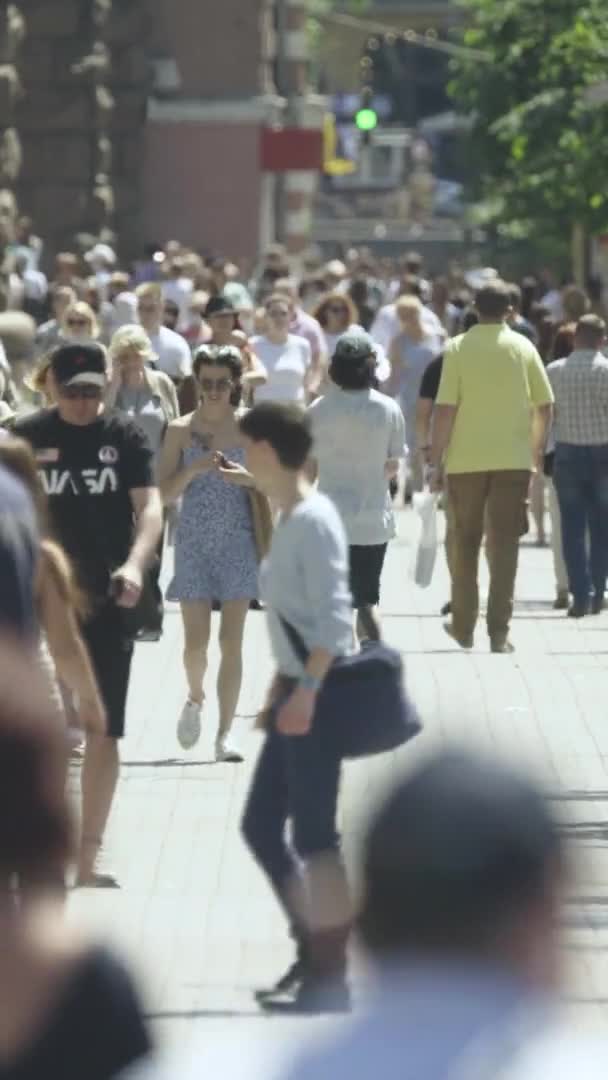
412, 490, 438, 588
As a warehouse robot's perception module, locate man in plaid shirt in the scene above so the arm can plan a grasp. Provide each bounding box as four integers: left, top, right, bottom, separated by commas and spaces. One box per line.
547, 314, 608, 617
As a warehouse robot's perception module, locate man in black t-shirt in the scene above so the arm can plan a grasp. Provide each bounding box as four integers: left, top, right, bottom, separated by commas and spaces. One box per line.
15, 342, 163, 887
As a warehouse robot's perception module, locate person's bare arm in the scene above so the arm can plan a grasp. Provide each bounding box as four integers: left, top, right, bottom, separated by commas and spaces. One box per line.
416, 398, 434, 462
112, 487, 163, 607
430, 404, 458, 469
386, 337, 402, 398
531, 403, 553, 470
38, 561, 106, 734
242, 348, 268, 389
158, 423, 214, 504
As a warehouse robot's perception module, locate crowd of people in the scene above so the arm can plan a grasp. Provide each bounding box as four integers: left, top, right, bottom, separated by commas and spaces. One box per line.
1, 228, 608, 1073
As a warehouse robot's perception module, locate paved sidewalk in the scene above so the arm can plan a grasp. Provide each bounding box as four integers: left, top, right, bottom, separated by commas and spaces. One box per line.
68, 508, 608, 1045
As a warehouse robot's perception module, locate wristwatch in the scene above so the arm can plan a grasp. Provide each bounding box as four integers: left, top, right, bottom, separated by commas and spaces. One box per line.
299, 672, 322, 693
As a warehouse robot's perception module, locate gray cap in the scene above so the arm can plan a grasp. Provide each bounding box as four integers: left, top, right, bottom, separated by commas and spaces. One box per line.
332, 329, 376, 363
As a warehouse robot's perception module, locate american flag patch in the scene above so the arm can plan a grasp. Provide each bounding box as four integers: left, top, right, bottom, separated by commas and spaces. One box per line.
35, 448, 60, 463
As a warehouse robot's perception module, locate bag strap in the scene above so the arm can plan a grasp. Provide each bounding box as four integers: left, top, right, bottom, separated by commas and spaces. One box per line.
278, 614, 310, 665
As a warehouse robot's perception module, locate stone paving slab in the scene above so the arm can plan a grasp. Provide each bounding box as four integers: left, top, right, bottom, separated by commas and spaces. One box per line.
67, 509, 608, 1042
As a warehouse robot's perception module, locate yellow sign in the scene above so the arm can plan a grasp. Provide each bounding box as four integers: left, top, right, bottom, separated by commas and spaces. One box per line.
323, 113, 356, 176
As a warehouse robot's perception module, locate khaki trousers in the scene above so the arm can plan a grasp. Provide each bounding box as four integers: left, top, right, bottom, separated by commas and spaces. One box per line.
447, 470, 530, 642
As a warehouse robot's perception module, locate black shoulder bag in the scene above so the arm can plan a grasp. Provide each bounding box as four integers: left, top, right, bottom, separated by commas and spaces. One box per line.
278, 615, 421, 760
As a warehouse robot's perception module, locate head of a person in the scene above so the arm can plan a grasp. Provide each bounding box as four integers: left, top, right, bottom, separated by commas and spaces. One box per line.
264, 293, 294, 337
109, 324, 155, 381
398, 274, 424, 300
51, 284, 76, 321
323, 259, 347, 291
239, 402, 313, 494
83, 277, 102, 314
85, 242, 116, 274
193, 343, 242, 412
329, 331, 377, 391
520, 276, 538, 319
208, 256, 228, 292
0, 636, 72, 885
431, 276, 450, 308
136, 282, 163, 331
54, 252, 79, 285
562, 285, 589, 323
273, 278, 299, 310
60, 300, 99, 342
474, 280, 512, 323
108, 271, 131, 302
163, 298, 180, 331
574, 313, 606, 351
50, 341, 107, 426
402, 250, 423, 277
314, 291, 357, 332
204, 295, 238, 343
551, 321, 576, 360
359, 751, 564, 990
263, 243, 287, 273
396, 295, 424, 339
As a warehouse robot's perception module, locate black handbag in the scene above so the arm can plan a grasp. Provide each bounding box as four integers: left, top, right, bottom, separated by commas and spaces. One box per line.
279, 616, 422, 760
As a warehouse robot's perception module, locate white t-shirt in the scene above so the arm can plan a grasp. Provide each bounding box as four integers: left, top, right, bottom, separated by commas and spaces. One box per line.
162, 277, 194, 329
251, 333, 311, 403
148, 325, 192, 379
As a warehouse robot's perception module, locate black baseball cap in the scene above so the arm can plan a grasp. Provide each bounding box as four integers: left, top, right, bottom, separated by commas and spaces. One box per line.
51, 342, 106, 388
204, 296, 236, 318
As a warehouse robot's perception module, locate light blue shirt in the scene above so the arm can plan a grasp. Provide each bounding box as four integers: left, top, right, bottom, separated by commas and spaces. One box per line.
309, 386, 406, 545
260, 491, 353, 677
285, 964, 553, 1080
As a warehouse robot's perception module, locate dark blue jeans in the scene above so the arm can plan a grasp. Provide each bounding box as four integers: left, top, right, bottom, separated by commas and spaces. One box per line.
554, 443, 608, 606
241, 698, 342, 926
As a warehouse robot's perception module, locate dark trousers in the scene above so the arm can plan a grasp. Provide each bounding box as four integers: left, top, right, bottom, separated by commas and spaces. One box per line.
241, 706, 342, 925
554, 443, 608, 606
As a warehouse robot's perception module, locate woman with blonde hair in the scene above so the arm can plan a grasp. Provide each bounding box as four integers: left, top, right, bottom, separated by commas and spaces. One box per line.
106, 323, 179, 640
388, 295, 440, 499
60, 300, 99, 343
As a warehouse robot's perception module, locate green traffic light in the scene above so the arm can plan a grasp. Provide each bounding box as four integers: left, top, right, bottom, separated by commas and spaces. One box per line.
355, 107, 378, 132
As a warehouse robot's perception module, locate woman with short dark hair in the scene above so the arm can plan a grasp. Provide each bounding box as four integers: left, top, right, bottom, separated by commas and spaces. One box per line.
239, 401, 354, 1014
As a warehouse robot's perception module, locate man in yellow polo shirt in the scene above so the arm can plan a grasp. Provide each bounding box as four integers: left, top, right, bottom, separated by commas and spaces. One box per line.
430, 280, 554, 653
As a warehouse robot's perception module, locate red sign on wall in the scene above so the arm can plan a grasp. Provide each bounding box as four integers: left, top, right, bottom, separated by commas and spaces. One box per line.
260, 128, 323, 172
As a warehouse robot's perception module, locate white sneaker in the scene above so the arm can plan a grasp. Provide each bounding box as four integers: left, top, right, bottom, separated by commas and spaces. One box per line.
215, 735, 244, 763
177, 699, 202, 750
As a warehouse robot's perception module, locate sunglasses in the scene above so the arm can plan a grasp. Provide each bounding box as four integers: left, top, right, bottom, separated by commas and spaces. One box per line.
199, 377, 233, 393
67, 318, 89, 328
139, 303, 159, 314
327, 305, 347, 315
268, 308, 289, 318
59, 384, 103, 400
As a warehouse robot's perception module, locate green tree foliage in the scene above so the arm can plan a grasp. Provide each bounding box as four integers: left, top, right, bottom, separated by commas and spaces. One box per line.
449, 0, 608, 240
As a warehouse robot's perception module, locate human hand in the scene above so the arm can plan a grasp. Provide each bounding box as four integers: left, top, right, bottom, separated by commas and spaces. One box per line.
190, 452, 216, 476
216, 458, 253, 485
110, 562, 143, 608
276, 687, 316, 737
